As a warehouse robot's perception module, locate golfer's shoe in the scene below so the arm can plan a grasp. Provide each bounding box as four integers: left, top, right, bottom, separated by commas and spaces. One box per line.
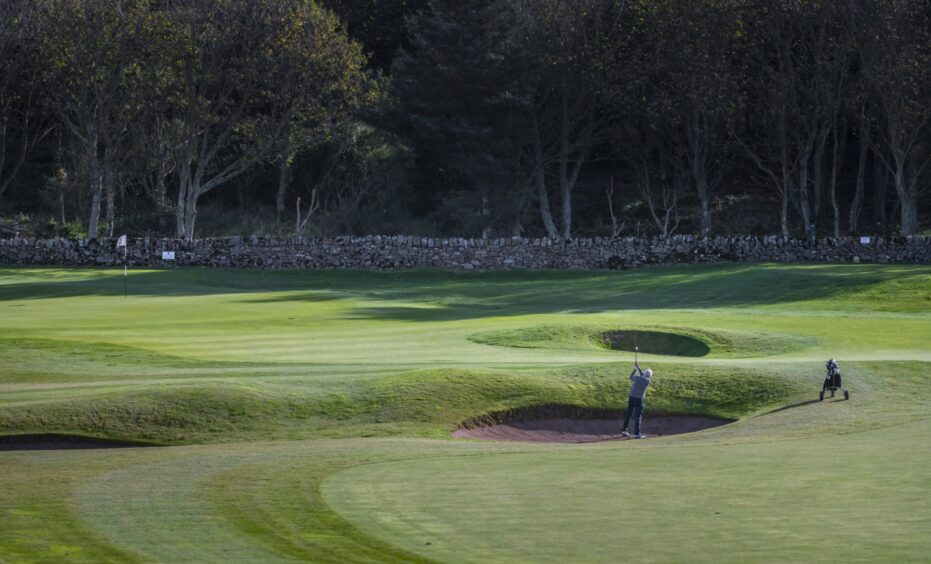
634, 434, 646, 439
621, 430, 630, 437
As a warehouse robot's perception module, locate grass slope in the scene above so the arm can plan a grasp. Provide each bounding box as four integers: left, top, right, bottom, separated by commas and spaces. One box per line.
0, 363, 802, 443
0, 263, 929, 562
469, 323, 817, 357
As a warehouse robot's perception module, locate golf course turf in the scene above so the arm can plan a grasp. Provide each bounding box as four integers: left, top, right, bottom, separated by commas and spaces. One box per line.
1, 263, 929, 562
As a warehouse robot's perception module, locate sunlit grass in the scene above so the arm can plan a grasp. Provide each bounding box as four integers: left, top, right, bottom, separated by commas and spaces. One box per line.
0, 263, 929, 562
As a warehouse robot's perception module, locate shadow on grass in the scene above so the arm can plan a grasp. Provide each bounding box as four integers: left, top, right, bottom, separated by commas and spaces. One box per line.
0, 433, 161, 451
0, 263, 925, 322
760, 399, 822, 416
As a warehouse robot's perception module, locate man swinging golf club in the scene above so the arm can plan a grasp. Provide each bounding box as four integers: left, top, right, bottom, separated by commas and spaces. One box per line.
621, 346, 651, 439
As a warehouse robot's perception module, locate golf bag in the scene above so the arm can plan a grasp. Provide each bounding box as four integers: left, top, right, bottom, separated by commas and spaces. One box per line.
820, 359, 849, 401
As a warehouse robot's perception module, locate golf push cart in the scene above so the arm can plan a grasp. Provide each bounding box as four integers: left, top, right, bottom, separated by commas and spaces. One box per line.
820, 358, 849, 401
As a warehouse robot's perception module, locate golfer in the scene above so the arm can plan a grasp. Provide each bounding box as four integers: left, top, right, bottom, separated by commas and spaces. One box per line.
621, 363, 652, 438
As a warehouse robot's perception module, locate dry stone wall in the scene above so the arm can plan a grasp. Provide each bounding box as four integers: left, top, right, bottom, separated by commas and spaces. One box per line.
1, 235, 929, 270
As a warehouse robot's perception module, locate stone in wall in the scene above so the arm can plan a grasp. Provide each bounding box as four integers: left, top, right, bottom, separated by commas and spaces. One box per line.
0, 234, 929, 270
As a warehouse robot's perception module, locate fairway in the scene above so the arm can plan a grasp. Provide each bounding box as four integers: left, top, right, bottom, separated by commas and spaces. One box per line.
1, 263, 930, 562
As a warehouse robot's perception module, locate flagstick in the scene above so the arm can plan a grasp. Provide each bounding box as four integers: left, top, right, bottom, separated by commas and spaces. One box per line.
123, 241, 128, 298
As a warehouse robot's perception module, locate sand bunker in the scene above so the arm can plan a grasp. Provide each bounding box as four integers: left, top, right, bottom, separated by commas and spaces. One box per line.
454, 415, 728, 443
601, 330, 710, 357
0, 434, 155, 451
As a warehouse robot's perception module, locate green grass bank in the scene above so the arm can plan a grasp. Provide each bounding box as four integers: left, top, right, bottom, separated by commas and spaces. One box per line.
0, 263, 929, 562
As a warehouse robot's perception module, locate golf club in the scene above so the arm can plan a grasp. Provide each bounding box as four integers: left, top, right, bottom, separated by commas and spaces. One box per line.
634, 345, 639, 366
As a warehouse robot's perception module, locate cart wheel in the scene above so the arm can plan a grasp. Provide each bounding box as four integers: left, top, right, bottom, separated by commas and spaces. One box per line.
844, 390, 849, 400
819, 391, 824, 401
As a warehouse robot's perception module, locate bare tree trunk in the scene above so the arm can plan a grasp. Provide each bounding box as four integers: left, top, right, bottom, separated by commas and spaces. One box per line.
86, 149, 104, 240
829, 120, 846, 239
812, 127, 828, 220
276, 159, 288, 218
154, 161, 168, 211
481, 194, 492, 240
105, 179, 115, 238
892, 151, 918, 236
176, 159, 191, 239
275, 147, 290, 218
535, 167, 558, 239
873, 153, 888, 230
606, 178, 624, 237
687, 114, 712, 237
695, 172, 711, 237
779, 191, 789, 239
779, 112, 791, 238
510, 151, 527, 238
829, 171, 840, 238
532, 118, 559, 240
558, 94, 572, 241
559, 178, 571, 240
104, 154, 116, 239
849, 127, 869, 233
900, 192, 918, 236
154, 156, 169, 233
182, 190, 198, 240
295, 189, 319, 234
797, 141, 813, 232
780, 181, 790, 238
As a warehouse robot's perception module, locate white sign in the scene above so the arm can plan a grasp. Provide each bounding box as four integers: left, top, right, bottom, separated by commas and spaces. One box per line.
860, 236, 871, 245
162, 251, 176, 260
116, 234, 127, 248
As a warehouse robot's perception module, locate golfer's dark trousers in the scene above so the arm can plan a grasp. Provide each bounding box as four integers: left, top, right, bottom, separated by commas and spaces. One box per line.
622, 396, 644, 435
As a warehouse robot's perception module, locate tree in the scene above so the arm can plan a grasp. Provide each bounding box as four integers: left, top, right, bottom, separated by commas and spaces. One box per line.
0, 1, 50, 203
271, 1, 381, 219
34, 0, 157, 239
389, 0, 532, 238
322, 0, 427, 71
733, 0, 853, 238
164, 0, 373, 240
292, 123, 413, 235
847, 74, 872, 235
124, 6, 176, 232
635, 0, 740, 237
857, 0, 931, 236
516, 0, 607, 240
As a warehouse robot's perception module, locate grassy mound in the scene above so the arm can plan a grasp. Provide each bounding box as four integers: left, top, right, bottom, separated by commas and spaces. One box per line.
469, 324, 816, 358
0, 363, 804, 444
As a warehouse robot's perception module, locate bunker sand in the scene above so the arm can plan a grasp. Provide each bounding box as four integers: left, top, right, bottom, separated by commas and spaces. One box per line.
453, 416, 729, 443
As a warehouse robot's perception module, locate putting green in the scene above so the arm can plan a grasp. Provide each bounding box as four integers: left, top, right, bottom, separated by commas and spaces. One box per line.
323, 419, 931, 563
0, 263, 929, 562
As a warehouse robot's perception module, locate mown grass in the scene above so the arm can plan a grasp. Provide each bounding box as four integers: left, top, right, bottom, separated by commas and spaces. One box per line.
325, 417, 931, 563
0, 263, 929, 562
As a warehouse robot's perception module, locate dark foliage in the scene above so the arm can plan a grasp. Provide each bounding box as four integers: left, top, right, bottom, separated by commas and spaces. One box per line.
1, 0, 929, 239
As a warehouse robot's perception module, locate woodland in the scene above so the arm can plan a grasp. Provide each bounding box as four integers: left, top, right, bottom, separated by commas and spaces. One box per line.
0, 0, 928, 241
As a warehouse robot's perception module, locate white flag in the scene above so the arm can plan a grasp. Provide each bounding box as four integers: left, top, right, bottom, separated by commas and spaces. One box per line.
117, 235, 127, 248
